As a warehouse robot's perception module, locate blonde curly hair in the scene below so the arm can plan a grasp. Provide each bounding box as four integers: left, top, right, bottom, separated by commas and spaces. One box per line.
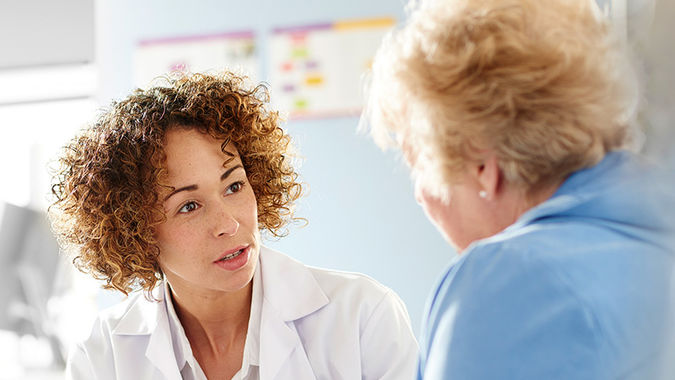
50, 72, 303, 295
365, 0, 639, 196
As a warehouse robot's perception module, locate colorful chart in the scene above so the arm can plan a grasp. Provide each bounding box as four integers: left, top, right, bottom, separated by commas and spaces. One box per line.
269, 18, 395, 120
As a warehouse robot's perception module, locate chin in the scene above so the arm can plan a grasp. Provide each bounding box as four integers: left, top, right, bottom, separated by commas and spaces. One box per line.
450, 241, 465, 254
212, 272, 253, 293
443, 232, 469, 254
221, 252, 258, 290
434, 226, 460, 251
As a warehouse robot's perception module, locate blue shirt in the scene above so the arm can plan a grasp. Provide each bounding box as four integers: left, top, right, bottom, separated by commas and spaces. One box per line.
417, 151, 675, 380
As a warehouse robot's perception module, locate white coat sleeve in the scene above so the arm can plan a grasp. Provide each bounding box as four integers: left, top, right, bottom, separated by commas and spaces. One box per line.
359, 290, 419, 380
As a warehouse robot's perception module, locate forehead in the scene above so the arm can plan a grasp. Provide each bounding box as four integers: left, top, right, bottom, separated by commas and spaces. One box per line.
161, 128, 242, 179
164, 127, 239, 154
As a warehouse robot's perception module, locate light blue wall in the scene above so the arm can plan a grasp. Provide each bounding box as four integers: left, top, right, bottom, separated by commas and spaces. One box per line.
95, 0, 451, 336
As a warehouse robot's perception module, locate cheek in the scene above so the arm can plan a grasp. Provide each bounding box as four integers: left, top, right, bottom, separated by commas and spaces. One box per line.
415, 183, 445, 223
154, 223, 171, 249
155, 219, 197, 258
420, 192, 448, 227
415, 179, 450, 218
415, 182, 464, 246
244, 186, 259, 224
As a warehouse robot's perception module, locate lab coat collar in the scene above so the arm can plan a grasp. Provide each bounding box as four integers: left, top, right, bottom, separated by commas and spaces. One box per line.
258, 246, 329, 321
258, 246, 328, 379
109, 246, 328, 379
112, 285, 182, 380
111, 286, 163, 336
144, 305, 182, 380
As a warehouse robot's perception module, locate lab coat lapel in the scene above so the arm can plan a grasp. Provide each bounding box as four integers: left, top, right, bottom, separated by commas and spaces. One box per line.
259, 309, 316, 379
145, 307, 182, 380
113, 286, 182, 380
258, 247, 329, 379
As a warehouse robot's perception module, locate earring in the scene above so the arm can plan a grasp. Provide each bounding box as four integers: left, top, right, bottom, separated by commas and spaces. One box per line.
478, 190, 487, 199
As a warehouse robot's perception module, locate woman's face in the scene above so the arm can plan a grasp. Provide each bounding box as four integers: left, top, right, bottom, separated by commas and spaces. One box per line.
414, 174, 488, 252
155, 128, 260, 295
406, 143, 499, 253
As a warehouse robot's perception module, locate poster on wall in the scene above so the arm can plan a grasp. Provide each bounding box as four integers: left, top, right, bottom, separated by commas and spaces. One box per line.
269, 17, 395, 120
134, 31, 259, 89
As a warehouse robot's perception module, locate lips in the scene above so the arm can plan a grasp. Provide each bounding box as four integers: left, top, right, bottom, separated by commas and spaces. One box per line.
214, 245, 249, 263
213, 245, 252, 272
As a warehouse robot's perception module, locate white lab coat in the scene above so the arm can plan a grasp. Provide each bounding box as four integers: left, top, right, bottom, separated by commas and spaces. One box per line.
66, 247, 418, 379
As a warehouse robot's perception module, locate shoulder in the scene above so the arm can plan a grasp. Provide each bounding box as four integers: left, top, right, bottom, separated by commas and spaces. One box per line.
422, 235, 608, 378
84, 290, 161, 340
456, 217, 669, 311
442, 230, 605, 325
74, 286, 165, 356
308, 265, 394, 303
259, 247, 418, 379
260, 246, 395, 307
259, 246, 412, 331
67, 291, 161, 379
307, 264, 413, 334
303, 267, 418, 379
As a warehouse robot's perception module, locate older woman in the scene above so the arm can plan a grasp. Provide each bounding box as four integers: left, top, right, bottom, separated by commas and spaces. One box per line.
365, 0, 675, 379
51, 72, 417, 379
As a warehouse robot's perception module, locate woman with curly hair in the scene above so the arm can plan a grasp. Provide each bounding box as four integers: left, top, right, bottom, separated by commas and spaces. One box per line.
364, 0, 675, 379
51, 72, 417, 380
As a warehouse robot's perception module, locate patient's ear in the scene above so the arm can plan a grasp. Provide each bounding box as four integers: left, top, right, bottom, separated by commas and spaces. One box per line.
473, 154, 500, 201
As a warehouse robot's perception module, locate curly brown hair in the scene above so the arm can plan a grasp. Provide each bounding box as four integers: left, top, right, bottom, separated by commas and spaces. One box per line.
50, 72, 303, 295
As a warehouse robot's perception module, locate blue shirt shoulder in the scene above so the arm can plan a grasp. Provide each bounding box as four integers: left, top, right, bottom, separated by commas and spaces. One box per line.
418, 152, 675, 380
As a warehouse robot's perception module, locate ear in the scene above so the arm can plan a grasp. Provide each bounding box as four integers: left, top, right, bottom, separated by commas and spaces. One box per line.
473, 154, 500, 201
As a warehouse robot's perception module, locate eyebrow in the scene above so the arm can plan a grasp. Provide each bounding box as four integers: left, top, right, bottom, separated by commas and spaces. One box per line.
164, 164, 244, 201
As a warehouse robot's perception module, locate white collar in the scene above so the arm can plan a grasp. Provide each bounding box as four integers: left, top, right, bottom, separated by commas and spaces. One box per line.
245, 260, 262, 366
111, 246, 328, 379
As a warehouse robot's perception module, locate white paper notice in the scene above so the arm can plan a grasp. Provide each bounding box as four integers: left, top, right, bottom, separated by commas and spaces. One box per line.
134, 31, 259, 89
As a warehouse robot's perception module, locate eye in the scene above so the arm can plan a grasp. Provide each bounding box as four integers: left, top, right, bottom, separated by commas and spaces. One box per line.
178, 201, 199, 214
225, 181, 245, 195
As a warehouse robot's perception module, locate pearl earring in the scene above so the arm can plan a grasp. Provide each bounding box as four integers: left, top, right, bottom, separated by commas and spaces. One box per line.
478, 190, 487, 199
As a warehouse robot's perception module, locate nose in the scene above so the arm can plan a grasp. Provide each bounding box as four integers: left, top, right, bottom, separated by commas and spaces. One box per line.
212, 206, 239, 238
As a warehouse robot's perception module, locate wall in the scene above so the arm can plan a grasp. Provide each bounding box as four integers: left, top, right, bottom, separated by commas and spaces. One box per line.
95, 0, 451, 336
0, 0, 93, 69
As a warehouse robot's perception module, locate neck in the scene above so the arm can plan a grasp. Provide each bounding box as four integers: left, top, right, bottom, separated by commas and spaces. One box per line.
503, 181, 561, 226
168, 280, 252, 356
